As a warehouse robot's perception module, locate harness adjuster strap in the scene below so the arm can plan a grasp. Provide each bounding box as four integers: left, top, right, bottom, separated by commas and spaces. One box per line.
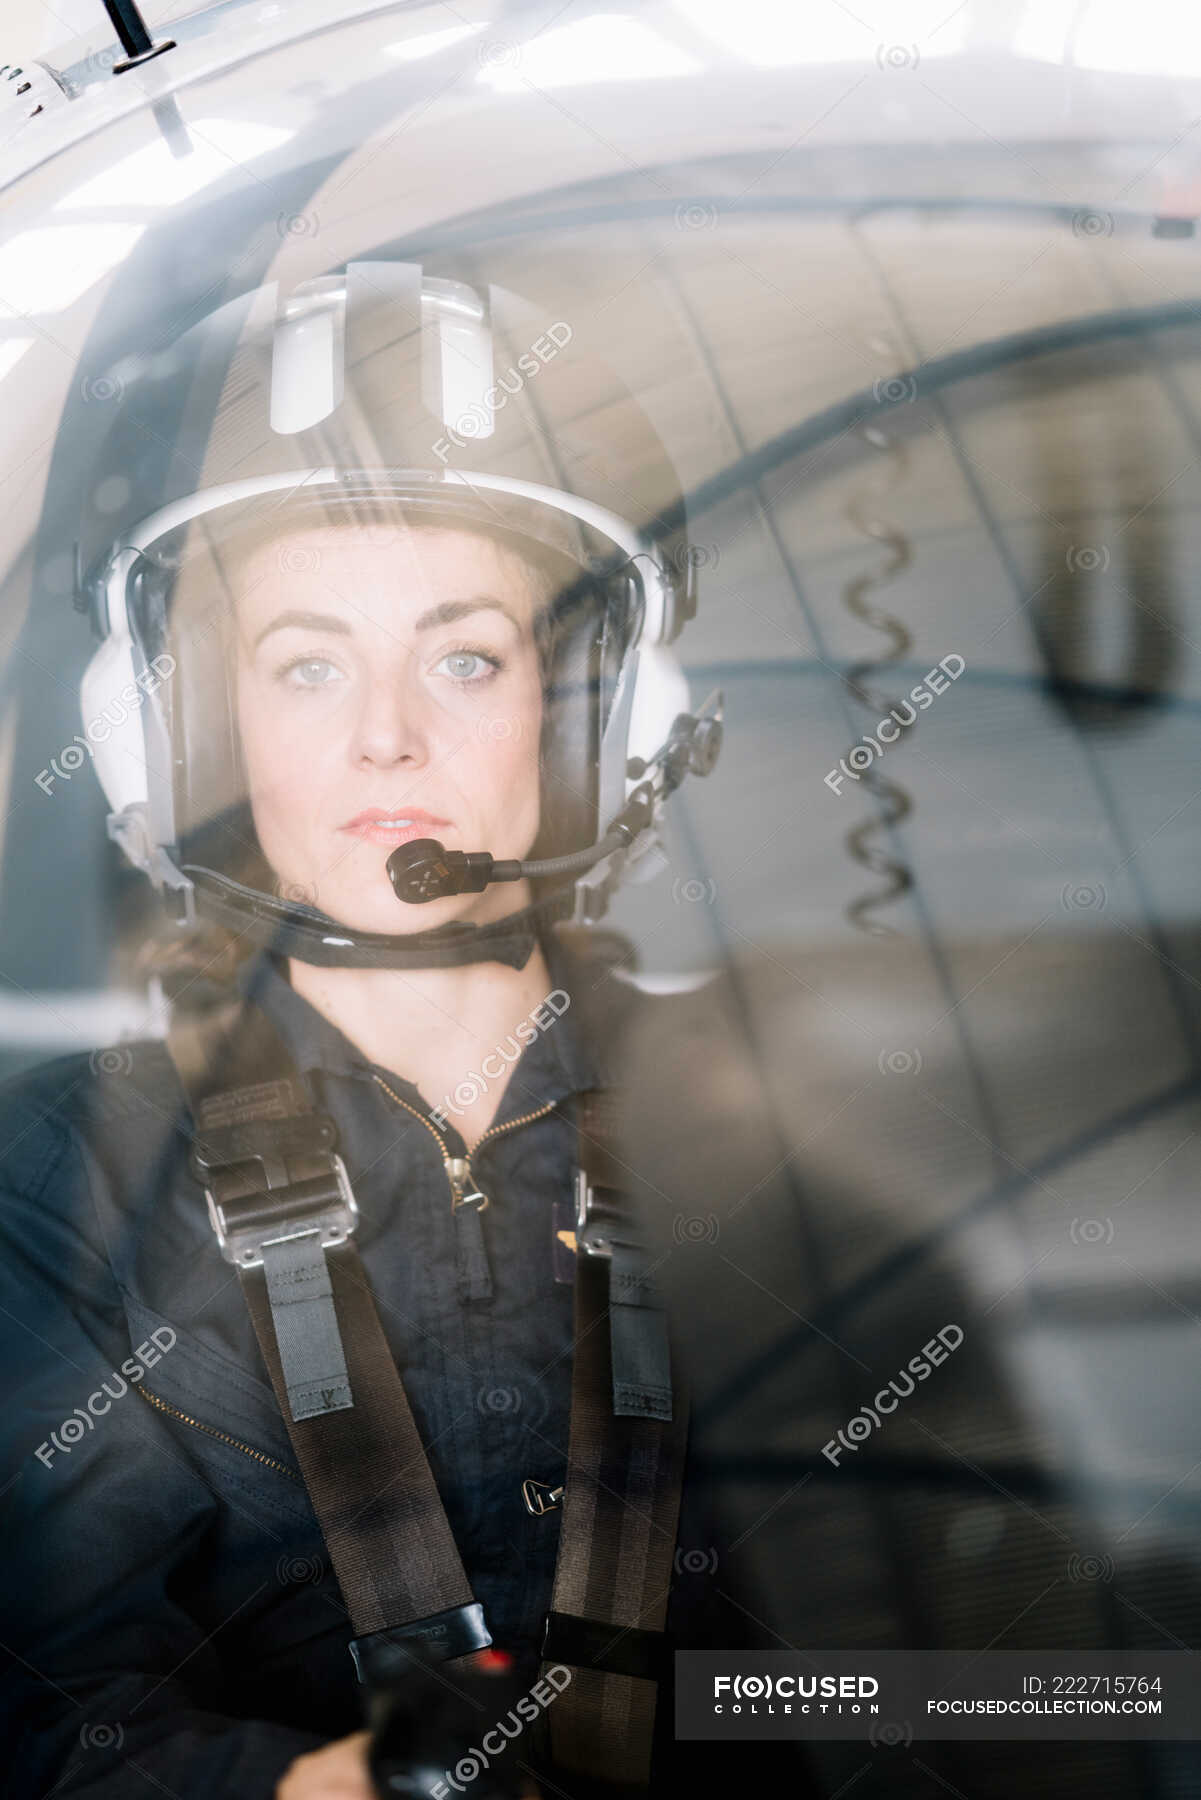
575, 1170, 673, 1420
540, 1609, 669, 1682
191, 1109, 360, 1421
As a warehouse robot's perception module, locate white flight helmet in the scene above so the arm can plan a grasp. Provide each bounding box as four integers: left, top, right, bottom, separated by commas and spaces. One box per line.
76, 260, 722, 970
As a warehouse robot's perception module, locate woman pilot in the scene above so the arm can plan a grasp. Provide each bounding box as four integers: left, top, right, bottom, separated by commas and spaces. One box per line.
0, 262, 721, 1799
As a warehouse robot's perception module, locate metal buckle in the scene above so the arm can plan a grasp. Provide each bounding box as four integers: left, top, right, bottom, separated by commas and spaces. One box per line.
574, 1168, 613, 1257
205, 1150, 359, 1269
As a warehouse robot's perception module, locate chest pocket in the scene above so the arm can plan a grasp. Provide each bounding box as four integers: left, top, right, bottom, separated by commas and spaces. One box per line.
118, 1287, 312, 1513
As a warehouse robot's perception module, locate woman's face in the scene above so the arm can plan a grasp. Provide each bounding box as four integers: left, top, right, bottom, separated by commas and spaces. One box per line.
232, 520, 546, 937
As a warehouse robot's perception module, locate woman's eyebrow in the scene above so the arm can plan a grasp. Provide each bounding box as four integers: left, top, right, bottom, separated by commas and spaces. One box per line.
252, 597, 521, 651
252, 609, 352, 649
413, 597, 521, 632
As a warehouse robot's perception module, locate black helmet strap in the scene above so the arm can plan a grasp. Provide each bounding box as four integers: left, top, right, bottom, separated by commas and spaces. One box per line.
183, 861, 578, 970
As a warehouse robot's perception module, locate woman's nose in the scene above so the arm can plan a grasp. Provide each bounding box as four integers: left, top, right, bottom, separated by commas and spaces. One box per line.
349, 669, 431, 769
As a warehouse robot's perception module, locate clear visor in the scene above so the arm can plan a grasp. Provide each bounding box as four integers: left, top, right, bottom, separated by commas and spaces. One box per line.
0, 3, 1198, 1693
116, 484, 639, 937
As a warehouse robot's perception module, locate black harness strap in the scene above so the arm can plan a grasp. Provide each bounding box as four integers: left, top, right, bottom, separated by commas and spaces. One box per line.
539, 1091, 690, 1789
167, 996, 488, 1673
166, 992, 688, 1789
242, 1245, 484, 1661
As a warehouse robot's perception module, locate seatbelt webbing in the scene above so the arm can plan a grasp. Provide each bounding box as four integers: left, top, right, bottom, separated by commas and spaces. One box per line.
168, 1000, 478, 1647
240, 1239, 477, 1639
539, 1096, 691, 1789
575, 1088, 674, 1420
168, 989, 689, 1791
262, 1234, 352, 1420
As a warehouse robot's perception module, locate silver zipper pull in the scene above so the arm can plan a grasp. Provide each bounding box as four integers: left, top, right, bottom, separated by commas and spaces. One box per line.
445, 1155, 489, 1211
522, 1478, 564, 1515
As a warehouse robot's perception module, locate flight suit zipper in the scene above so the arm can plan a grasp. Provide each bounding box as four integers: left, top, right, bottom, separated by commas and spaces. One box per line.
136, 1384, 301, 1481
370, 1072, 558, 1211
372, 1074, 563, 1304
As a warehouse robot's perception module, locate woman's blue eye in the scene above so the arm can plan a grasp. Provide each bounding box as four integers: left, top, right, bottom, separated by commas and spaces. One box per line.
282, 658, 343, 687
437, 649, 500, 682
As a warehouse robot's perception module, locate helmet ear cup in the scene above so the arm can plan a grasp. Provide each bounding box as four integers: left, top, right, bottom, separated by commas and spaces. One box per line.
171, 597, 247, 843
529, 566, 640, 889
171, 593, 279, 895
529, 584, 602, 875
142, 531, 250, 848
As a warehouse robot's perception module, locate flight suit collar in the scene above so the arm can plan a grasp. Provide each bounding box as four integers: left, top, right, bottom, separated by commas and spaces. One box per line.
232, 927, 612, 1123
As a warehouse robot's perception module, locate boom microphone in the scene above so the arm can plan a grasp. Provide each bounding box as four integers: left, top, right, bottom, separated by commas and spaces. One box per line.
387, 788, 655, 905
386, 699, 724, 906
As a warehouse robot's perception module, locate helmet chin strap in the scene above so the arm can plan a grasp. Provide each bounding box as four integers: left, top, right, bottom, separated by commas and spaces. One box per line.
178, 776, 652, 973
183, 863, 578, 970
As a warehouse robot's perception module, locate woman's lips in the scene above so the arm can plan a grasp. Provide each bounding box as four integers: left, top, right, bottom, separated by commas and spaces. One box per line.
340, 808, 451, 846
